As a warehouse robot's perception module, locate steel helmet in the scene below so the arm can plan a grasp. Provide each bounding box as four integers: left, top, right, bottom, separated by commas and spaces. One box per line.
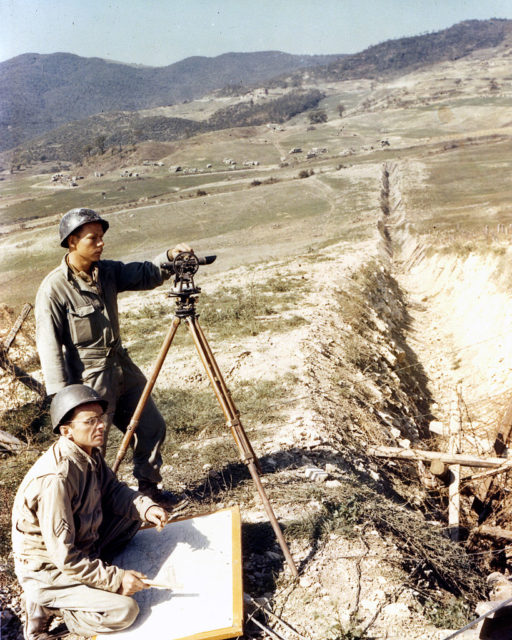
59, 208, 109, 248
50, 384, 108, 433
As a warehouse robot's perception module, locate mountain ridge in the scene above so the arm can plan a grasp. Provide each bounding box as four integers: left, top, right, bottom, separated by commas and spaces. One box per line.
1, 18, 511, 159
0, 50, 343, 151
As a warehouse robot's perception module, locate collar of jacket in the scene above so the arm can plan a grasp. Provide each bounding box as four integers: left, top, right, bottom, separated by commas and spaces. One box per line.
57, 435, 102, 470
60, 255, 100, 294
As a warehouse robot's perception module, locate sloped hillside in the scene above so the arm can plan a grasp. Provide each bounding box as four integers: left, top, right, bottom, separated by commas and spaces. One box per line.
277, 18, 512, 85
0, 51, 342, 150
1, 29, 512, 640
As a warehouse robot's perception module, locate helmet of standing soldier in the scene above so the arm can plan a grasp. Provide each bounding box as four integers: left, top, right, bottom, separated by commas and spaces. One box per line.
59, 208, 109, 248
50, 384, 108, 433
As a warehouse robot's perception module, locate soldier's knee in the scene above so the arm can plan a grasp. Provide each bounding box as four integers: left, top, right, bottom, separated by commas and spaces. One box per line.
119, 596, 139, 629
100, 595, 139, 632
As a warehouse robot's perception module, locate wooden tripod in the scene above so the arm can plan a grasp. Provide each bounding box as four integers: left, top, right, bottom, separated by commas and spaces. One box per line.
112, 258, 298, 577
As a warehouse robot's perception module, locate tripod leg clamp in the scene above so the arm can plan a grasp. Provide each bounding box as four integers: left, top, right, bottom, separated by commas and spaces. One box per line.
227, 418, 255, 465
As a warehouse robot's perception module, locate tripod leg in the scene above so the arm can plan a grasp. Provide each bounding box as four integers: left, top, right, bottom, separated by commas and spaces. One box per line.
185, 316, 299, 578
187, 317, 259, 466
247, 460, 299, 578
112, 315, 181, 474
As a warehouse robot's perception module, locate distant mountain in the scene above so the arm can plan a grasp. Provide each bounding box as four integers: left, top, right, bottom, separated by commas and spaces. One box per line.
0, 51, 343, 151
280, 18, 512, 84
2, 19, 510, 159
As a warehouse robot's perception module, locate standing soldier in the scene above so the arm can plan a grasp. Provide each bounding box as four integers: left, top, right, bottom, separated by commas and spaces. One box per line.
35, 207, 189, 505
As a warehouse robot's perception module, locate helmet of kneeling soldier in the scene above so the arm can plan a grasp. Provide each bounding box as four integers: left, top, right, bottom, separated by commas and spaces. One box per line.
50, 384, 108, 434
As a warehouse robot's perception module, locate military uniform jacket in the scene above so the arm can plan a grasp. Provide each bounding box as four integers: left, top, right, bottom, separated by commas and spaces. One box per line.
35, 253, 170, 395
12, 437, 156, 593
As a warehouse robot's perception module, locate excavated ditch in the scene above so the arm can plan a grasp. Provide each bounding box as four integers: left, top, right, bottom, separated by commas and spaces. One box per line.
271, 160, 512, 638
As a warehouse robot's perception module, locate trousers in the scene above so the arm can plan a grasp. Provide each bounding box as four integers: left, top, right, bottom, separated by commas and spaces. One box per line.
83, 350, 166, 484
17, 508, 142, 636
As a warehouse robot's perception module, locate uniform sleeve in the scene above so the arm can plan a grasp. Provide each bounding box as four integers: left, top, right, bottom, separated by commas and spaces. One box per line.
35, 285, 68, 395
100, 459, 157, 521
37, 473, 124, 593
113, 251, 171, 293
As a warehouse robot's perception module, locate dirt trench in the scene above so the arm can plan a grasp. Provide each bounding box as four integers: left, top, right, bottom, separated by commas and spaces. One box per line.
271, 159, 512, 638
388, 159, 512, 484
384, 160, 512, 560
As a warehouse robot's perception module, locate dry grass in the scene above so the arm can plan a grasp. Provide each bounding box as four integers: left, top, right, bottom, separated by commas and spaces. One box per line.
404, 138, 512, 240
120, 274, 308, 364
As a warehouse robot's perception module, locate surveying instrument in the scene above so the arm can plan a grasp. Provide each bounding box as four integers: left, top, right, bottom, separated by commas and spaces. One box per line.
112, 252, 299, 577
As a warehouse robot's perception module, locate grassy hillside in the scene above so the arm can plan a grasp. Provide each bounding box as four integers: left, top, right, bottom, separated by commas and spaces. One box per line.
2, 27, 511, 308
274, 18, 512, 85
10, 89, 325, 163
2, 25, 512, 640
0, 51, 342, 151
2, 19, 509, 160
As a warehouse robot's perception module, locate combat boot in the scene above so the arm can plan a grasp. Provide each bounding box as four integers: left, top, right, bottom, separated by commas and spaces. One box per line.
138, 481, 176, 508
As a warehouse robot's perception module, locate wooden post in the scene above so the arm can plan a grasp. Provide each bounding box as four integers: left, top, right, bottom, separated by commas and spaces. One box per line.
430, 459, 451, 483
465, 460, 512, 484
368, 446, 509, 468
0, 303, 45, 398
473, 397, 512, 510
473, 525, 512, 542
448, 388, 462, 541
3, 303, 32, 352
0, 349, 45, 397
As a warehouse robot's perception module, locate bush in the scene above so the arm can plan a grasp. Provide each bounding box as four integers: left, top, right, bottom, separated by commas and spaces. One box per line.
309, 109, 328, 124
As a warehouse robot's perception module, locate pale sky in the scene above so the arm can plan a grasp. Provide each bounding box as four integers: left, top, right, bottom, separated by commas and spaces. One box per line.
1, 0, 512, 66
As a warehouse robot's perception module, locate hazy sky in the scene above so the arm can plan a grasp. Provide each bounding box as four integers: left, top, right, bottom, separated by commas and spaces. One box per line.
2, 0, 511, 66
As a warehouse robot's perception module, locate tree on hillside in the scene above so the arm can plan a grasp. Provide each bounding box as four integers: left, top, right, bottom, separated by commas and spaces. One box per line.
10, 150, 30, 173
337, 103, 346, 117
95, 135, 107, 155
309, 109, 328, 124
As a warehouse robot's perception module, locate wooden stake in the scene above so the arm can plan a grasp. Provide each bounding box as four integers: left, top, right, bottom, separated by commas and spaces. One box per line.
473, 398, 512, 506
465, 460, 512, 484
473, 525, 512, 543
3, 303, 32, 353
448, 389, 461, 541
0, 303, 45, 398
0, 348, 45, 397
368, 446, 508, 468
430, 459, 450, 483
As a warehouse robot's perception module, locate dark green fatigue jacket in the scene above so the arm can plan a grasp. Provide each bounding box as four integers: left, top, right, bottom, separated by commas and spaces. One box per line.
35, 253, 169, 395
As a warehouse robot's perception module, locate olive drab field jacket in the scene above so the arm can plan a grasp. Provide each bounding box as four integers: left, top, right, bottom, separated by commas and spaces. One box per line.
35, 252, 170, 395
12, 437, 156, 593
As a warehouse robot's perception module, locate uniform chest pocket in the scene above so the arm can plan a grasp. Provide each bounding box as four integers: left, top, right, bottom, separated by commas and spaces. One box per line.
68, 304, 98, 345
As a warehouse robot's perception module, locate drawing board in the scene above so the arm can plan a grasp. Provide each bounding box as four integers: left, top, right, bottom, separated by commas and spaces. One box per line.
96, 506, 243, 640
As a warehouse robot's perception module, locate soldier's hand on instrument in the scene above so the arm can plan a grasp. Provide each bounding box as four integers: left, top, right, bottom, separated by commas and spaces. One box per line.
170, 243, 193, 258
118, 570, 149, 595
145, 505, 169, 531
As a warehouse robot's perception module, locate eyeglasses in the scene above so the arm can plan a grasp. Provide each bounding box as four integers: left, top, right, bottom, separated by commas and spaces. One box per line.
68, 414, 107, 428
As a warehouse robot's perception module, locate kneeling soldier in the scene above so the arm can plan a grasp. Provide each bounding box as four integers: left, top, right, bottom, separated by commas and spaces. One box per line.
12, 385, 169, 640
